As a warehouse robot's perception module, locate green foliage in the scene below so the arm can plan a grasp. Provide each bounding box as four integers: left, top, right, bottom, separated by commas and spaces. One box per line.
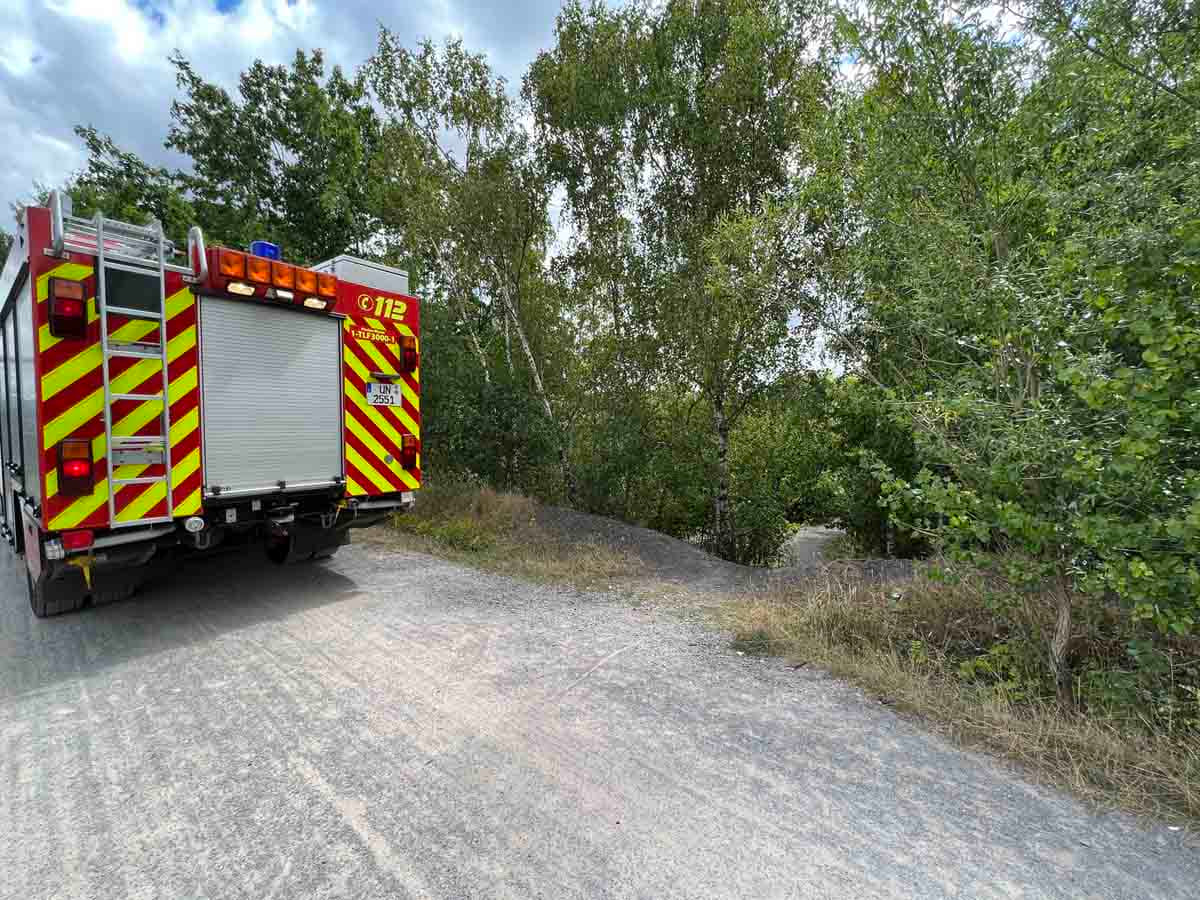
167, 49, 381, 263
526, 0, 832, 560
828, 0, 1200, 703
367, 32, 573, 497
65, 127, 195, 246
420, 298, 562, 496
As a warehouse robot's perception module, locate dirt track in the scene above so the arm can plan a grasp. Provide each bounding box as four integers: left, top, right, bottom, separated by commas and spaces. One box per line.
1, 535, 1196, 898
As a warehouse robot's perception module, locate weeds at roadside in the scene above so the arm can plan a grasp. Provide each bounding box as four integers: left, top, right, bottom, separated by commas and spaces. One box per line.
372, 479, 640, 588
817, 531, 873, 561
721, 567, 1200, 825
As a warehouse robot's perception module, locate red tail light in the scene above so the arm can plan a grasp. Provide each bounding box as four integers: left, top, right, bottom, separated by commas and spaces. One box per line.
61, 530, 94, 552
400, 434, 419, 470
58, 438, 94, 496
49, 278, 87, 339
63, 460, 90, 478
400, 335, 418, 373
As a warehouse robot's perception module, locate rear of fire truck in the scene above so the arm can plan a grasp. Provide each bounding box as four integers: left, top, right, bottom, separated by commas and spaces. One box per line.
0, 192, 421, 616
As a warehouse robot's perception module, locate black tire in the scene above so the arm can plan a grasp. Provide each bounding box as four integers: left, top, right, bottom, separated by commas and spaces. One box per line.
27, 569, 88, 618
265, 531, 294, 565
89, 585, 137, 607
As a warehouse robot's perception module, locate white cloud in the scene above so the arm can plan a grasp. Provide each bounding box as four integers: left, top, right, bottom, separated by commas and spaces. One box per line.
0, 0, 564, 232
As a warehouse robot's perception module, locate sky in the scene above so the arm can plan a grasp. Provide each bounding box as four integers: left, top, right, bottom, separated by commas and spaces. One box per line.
0, 0, 567, 227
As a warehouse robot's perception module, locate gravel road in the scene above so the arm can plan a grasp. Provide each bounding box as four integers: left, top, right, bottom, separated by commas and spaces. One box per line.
1, 537, 1197, 899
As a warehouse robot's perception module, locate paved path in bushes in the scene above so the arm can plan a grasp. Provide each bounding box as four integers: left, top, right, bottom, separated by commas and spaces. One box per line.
1, 536, 1196, 899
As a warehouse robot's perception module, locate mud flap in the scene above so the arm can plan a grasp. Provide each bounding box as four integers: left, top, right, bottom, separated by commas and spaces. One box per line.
265, 524, 349, 564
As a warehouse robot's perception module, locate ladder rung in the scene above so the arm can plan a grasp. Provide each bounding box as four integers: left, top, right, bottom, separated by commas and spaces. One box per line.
100, 217, 160, 238
108, 345, 161, 360
106, 305, 162, 320
111, 516, 174, 528
113, 392, 163, 402
113, 477, 168, 486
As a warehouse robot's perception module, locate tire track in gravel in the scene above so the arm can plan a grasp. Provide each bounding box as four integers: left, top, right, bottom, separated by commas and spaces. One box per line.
1, 539, 1197, 899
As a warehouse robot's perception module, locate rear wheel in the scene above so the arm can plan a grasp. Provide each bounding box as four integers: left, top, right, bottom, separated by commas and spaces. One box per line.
27, 567, 141, 617
27, 569, 87, 618
90, 585, 137, 607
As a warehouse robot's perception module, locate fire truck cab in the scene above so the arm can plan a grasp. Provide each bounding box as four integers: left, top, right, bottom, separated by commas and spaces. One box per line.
0, 192, 421, 616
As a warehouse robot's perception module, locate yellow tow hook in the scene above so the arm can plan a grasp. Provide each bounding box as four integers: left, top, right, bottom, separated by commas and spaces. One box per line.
66, 555, 95, 589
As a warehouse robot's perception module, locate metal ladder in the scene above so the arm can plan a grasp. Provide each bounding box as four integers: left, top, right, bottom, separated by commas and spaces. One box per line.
95, 213, 174, 527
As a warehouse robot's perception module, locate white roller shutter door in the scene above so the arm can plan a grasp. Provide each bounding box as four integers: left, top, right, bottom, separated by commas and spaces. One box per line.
199, 297, 343, 495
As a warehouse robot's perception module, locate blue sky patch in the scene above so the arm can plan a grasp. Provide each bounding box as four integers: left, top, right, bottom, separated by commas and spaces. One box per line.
132, 0, 166, 27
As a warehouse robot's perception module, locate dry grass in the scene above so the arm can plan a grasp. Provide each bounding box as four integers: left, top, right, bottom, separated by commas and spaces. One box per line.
722, 569, 1200, 825
379, 480, 640, 588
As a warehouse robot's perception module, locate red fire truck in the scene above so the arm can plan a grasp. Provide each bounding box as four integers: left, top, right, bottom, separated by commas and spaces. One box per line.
0, 191, 421, 616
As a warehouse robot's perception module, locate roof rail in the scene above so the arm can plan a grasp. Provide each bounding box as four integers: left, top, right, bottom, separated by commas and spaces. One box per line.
186, 226, 208, 283
44, 190, 190, 274
49, 189, 66, 257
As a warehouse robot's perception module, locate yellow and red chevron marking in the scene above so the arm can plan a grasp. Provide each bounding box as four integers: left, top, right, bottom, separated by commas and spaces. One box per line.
341, 314, 421, 497
39, 268, 203, 530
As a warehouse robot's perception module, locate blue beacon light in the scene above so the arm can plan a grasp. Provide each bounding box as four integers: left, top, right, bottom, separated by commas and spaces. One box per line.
249, 240, 281, 260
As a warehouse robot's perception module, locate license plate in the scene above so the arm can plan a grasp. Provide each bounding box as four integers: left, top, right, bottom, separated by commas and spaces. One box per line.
366, 382, 402, 406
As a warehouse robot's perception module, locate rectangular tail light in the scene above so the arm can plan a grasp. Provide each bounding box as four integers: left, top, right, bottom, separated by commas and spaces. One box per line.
48, 278, 87, 339
400, 434, 419, 470
399, 335, 418, 373
58, 438, 94, 496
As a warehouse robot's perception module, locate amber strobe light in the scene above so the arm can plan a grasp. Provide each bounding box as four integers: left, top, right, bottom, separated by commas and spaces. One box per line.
272, 262, 295, 289
58, 438, 94, 496
48, 278, 87, 339
246, 255, 271, 284
295, 268, 317, 295
218, 249, 246, 279
209, 247, 338, 313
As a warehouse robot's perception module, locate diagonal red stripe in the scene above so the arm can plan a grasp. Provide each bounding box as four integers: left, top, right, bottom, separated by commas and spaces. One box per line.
346, 402, 403, 459
343, 429, 407, 492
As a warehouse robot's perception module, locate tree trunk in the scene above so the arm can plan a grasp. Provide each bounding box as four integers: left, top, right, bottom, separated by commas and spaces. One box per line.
1049, 580, 1074, 708
503, 313, 513, 373
502, 299, 577, 503
456, 294, 490, 384
713, 400, 732, 558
